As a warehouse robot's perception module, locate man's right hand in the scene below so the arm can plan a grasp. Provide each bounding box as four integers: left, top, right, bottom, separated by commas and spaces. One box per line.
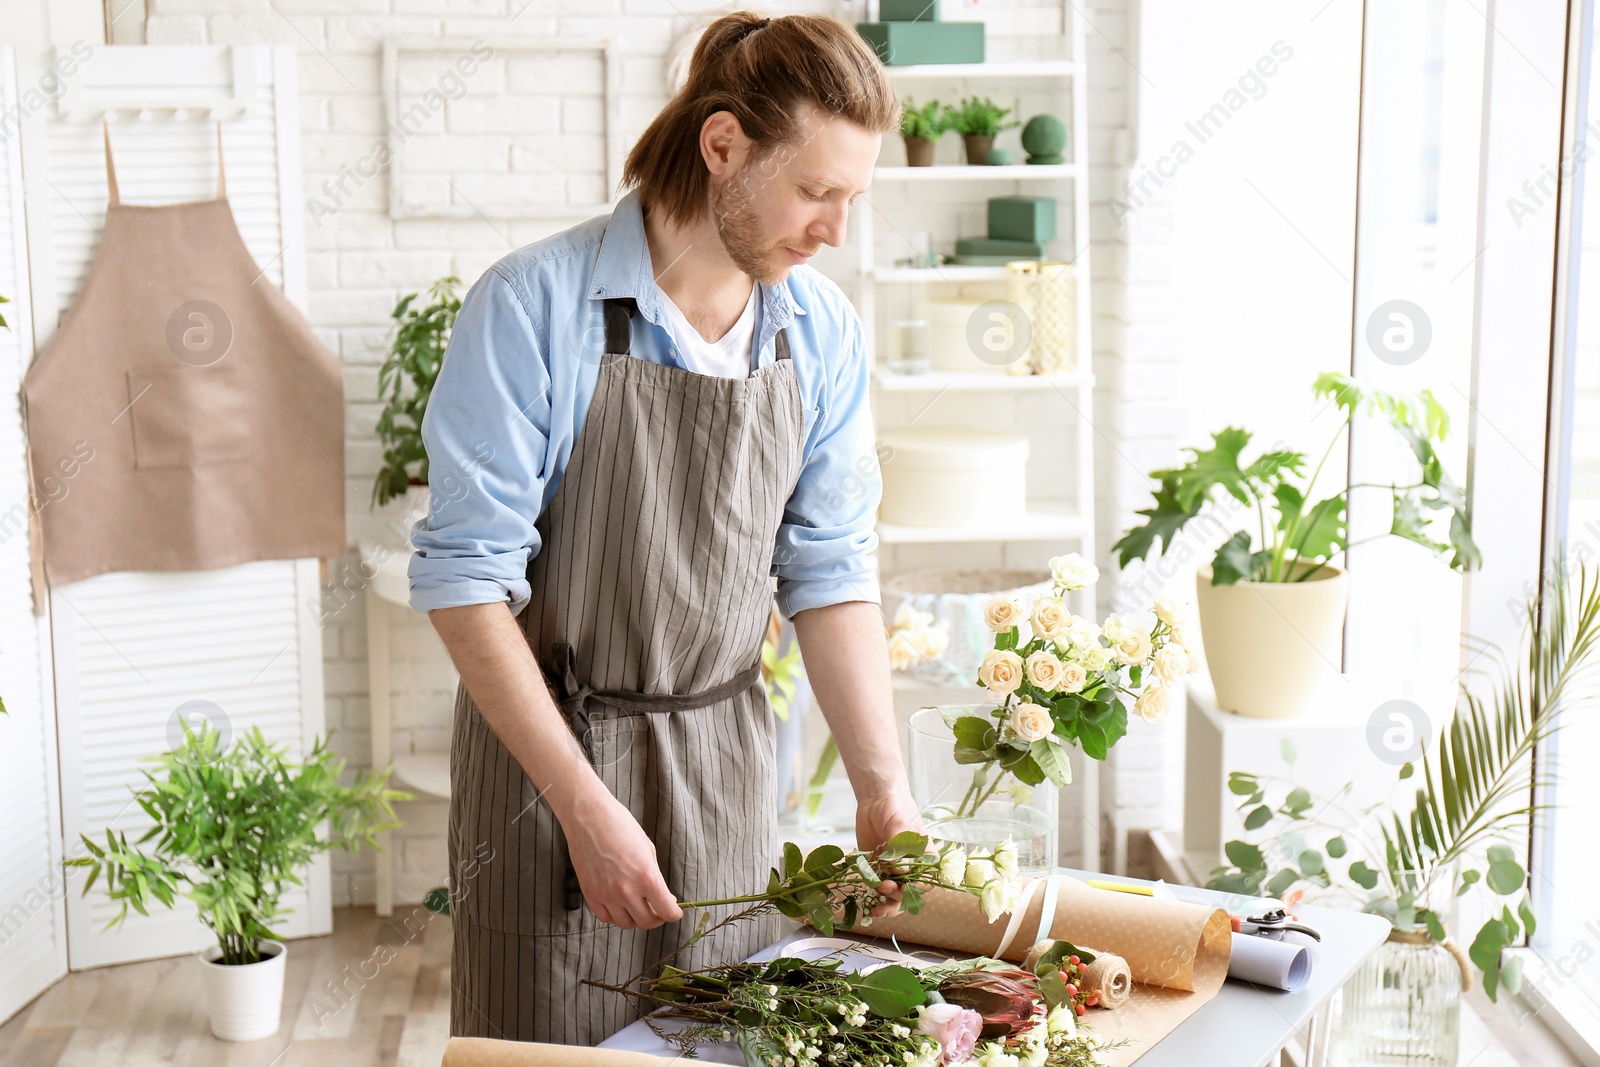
559, 782, 684, 930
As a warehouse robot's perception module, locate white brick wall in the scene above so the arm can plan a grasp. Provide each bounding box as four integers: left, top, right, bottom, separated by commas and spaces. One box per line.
146, 0, 1170, 900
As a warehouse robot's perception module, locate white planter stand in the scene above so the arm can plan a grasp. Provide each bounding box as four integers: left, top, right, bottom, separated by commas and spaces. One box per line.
197, 940, 287, 1042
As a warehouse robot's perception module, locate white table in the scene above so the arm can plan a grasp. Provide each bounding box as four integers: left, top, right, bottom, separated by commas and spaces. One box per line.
599, 870, 1390, 1067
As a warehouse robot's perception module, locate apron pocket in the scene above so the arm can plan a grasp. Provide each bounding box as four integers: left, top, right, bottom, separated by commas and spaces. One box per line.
126, 364, 254, 469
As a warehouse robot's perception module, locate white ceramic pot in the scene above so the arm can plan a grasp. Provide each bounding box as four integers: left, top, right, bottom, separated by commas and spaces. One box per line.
1194, 562, 1348, 718
198, 940, 287, 1042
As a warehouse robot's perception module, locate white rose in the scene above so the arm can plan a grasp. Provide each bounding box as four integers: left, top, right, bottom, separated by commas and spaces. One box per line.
964, 857, 997, 888
1115, 627, 1154, 666
887, 632, 919, 672
1064, 616, 1100, 650
938, 847, 968, 887
979, 880, 1018, 924
1024, 650, 1065, 692
1009, 701, 1054, 743
983, 595, 1026, 632
1031, 596, 1070, 640
1153, 643, 1190, 683
1169, 619, 1193, 649
1079, 645, 1112, 672
1046, 1002, 1078, 1038
1057, 660, 1088, 694
1048, 553, 1099, 592
1100, 615, 1129, 646
892, 602, 922, 629
979, 649, 1025, 695
911, 623, 950, 660
1186, 646, 1203, 673
1135, 683, 1173, 722
993, 840, 1018, 880
1152, 596, 1182, 627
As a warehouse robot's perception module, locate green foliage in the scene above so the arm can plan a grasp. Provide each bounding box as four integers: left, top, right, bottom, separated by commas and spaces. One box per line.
1205, 563, 1600, 1000
950, 96, 1020, 138
0, 291, 9, 331
65, 723, 411, 965
900, 98, 955, 140
762, 632, 805, 722
1112, 371, 1480, 584
373, 275, 460, 507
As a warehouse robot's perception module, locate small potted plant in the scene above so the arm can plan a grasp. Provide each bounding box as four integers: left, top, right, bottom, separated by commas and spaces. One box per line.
65, 723, 411, 1042
952, 95, 1020, 165
1112, 372, 1479, 718
373, 275, 461, 512
1207, 564, 1598, 1063
900, 97, 954, 167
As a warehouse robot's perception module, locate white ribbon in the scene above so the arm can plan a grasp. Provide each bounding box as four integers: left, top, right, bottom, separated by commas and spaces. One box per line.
994, 873, 1081, 960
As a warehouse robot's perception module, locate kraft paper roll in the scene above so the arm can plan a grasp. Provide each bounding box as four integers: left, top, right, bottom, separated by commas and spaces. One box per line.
1023, 938, 1134, 1010
833, 879, 1233, 1067
442, 1038, 675, 1066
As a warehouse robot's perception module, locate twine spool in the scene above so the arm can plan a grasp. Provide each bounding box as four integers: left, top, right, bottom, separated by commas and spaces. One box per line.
1023, 938, 1134, 1010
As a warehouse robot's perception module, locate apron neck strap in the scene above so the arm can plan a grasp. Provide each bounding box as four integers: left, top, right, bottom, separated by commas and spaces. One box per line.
604, 297, 636, 355
102, 122, 119, 206
214, 121, 227, 200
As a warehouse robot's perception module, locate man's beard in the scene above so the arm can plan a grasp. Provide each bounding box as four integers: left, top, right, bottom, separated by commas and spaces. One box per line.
711, 174, 789, 285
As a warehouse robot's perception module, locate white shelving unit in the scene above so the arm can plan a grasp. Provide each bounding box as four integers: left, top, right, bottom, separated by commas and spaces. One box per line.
853, 12, 1101, 869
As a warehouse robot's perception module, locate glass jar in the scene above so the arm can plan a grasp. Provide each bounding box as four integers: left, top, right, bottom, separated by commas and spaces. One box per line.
1333, 926, 1465, 1067
906, 705, 1059, 875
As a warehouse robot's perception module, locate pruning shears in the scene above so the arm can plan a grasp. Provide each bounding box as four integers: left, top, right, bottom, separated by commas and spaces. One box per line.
1232, 907, 1322, 941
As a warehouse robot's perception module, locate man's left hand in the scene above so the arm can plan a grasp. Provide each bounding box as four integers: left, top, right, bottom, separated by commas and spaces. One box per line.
856, 785, 926, 919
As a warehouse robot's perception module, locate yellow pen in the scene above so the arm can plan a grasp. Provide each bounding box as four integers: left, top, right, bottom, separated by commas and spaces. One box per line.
1085, 879, 1155, 896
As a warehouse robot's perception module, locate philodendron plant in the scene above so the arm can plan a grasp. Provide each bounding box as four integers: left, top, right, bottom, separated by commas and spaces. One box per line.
1113, 372, 1481, 585
1207, 563, 1600, 1000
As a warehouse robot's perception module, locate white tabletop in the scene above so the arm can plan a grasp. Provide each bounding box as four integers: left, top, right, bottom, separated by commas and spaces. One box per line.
598, 869, 1390, 1067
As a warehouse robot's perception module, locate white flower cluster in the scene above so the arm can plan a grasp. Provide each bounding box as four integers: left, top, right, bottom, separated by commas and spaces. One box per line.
976, 558, 1200, 726
939, 841, 1021, 922
886, 603, 952, 672
966, 1000, 1085, 1067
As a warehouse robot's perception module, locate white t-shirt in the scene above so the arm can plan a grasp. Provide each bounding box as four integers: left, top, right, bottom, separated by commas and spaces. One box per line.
656, 283, 759, 379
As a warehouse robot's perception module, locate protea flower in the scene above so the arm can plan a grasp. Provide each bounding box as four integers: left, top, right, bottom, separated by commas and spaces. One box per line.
936, 968, 1042, 1038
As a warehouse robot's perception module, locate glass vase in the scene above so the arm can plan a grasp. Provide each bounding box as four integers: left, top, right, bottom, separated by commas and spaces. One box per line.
907, 705, 1059, 875
1333, 927, 1464, 1067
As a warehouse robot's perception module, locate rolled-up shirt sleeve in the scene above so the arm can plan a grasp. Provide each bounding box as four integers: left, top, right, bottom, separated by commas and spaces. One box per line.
772, 310, 882, 620
408, 267, 552, 615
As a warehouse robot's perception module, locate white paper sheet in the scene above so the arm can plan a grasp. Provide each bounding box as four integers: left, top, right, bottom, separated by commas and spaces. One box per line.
1227, 933, 1313, 992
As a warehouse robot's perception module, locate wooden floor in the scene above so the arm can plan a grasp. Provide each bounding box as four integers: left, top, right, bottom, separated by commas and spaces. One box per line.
0, 907, 454, 1067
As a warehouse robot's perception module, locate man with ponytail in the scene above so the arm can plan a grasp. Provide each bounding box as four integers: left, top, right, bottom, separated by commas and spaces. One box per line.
411, 10, 923, 1045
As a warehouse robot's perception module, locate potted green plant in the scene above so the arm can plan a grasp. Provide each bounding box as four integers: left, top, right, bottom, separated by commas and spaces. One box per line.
1206, 564, 1597, 1063
65, 723, 411, 1041
373, 275, 461, 510
951, 95, 1020, 165
1112, 372, 1480, 717
901, 98, 954, 167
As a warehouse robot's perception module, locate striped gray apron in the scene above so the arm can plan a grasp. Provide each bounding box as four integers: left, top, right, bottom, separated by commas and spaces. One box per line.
448, 295, 806, 1045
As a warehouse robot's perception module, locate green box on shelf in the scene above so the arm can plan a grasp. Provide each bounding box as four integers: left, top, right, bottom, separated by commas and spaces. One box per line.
879, 0, 939, 21
956, 236, 1049, 258
952, 254, 1045, 266
987, 196, 1056, 243
855, 21, 984, 66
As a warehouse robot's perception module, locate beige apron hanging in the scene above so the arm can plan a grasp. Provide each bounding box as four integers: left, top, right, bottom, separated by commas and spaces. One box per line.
21, 124, 344, 611
448, 295, 808, 1045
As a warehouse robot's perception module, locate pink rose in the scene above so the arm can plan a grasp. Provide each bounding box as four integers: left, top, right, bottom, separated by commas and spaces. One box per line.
917, 1002, 983, 1064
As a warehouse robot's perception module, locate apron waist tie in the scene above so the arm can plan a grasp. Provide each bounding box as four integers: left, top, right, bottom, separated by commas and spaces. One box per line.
545, 639, 764, 911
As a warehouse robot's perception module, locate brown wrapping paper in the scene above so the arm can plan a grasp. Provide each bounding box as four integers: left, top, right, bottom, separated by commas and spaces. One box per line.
835, 881, 1232, 1066
442, 1037, 686, 1066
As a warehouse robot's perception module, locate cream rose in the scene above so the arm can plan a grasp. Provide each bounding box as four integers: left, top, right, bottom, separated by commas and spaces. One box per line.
1079, 645, 1112, 672
1153, 643, 1190, 683
963, 857, 997, 888
1030, 596, 1070, 641
978, 649, 1025, 694
979, 879, 1018, 923
1115, 627, 1154, 666
1135, 683, 1173, 723
911, 623, 950, 660
887, 632, 919, 672
1048, 553, 1099, 591
939, 847, 968, 887
1100, 615, 1129, 646
1152, 595, 1182, 627
1058, 660, 1088, 694
1008, 701, 1053, 743
1024, 650, 1065, 692
983, 595, 1026, 632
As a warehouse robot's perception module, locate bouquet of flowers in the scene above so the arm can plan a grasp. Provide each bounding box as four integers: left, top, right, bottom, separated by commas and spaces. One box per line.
947, 554, 1197, 817
595, 935, 1126, 1067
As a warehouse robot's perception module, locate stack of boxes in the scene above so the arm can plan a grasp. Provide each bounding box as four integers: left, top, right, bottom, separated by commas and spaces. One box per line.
856, 0, 985, 65
954, 195, 1056, 265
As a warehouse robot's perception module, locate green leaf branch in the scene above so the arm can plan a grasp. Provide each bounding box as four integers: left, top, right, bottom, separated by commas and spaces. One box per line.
373, 275, 460, 507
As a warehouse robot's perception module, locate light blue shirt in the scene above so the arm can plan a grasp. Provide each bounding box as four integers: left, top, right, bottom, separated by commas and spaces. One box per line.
408, 188, 882, 620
